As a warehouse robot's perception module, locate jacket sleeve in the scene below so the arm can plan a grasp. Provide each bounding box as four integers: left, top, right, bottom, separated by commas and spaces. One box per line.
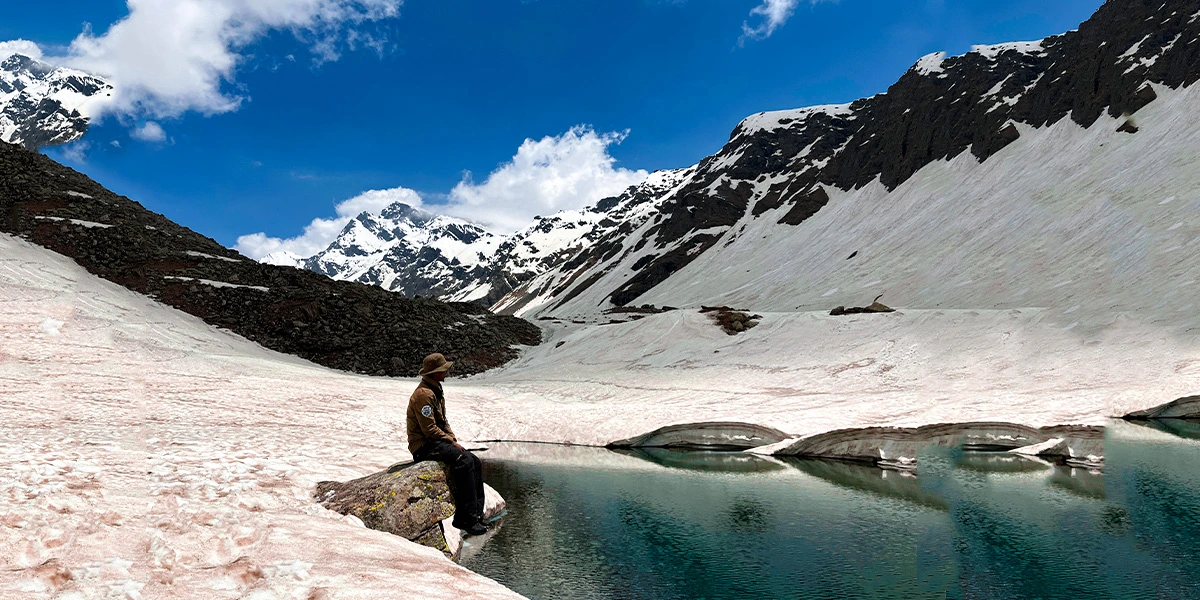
411, 390, 455, 444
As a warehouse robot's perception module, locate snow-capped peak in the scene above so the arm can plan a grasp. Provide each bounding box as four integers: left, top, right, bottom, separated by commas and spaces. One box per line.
970, 40, 1046, 60
735, 104, 855, 136
299, 201, 504, 301
0, 54, 112, 149
912, 52, 948, 76
260, 250, 305, 268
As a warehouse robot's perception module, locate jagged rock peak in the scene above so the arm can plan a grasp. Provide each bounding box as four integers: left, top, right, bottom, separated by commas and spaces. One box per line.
379, 201, 434, 223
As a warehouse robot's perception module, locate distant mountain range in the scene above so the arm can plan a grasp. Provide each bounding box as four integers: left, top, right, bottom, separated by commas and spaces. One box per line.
0, 140, 541, 377
266, 169, 689, 306
263, 0, 1200, 322
0, 54, 111, 149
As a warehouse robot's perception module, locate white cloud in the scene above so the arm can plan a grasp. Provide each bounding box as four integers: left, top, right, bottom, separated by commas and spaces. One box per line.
235, 186, 421, 260
235, 126, 647, 260
0, 39, 43, 61
130, 121, 167, 142
58, 140, 92, 164
3, 0, 402, 121
740, 0, 812, 42
443, 126, 648, 232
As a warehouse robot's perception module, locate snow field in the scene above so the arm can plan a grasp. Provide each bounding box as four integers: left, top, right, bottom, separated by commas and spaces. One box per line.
0, 233, 524, 599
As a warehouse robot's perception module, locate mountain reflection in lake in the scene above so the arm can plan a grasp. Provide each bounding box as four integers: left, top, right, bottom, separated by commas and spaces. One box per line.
461, 423, 1200, 600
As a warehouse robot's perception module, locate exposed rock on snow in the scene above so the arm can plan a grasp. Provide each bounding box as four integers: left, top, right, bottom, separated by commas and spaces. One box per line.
608, 422, 790, 450
316, 460, 509, 560
316, 462, 460, 556
301, 203, 505, 304
0, 140, 542, 377
699, 306, 762, 335
830, 295, 895, 316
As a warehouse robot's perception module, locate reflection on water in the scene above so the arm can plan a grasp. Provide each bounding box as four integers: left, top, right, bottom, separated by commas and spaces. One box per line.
1134, 418, 1200, 440
783, 456, 949, 510
953, 451, 1050, 474
463, 429, 1200, 600
612, 447, 788, 473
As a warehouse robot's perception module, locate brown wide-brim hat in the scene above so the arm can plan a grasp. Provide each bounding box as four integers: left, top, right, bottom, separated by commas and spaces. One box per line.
419, 353, 453, 376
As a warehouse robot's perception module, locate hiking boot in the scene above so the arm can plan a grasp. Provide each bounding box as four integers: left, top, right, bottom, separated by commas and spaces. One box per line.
461, 522, 489, 536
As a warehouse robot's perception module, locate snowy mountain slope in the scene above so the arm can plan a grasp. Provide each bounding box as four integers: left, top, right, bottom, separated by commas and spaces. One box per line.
0, 140, 541, 377
495, 0, 1200, 319
488, 168, 693, 313
0, 54, 111, 149
547, 81, 1200, 329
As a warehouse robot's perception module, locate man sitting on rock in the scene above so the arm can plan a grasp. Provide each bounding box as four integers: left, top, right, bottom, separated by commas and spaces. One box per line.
407, 353, 488, 536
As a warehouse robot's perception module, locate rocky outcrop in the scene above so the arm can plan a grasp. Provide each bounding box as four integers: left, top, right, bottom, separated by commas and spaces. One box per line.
772, 422, 1104, 471
608, 422, 790, 450
0, 141, 542, 377
830, 295, 895, 316
315, 461, 507, 559
699, 306, 762, 335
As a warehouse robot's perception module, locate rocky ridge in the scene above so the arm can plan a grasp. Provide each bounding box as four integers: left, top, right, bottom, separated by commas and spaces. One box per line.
0, 54, 111, 149
0, 141, 541, 376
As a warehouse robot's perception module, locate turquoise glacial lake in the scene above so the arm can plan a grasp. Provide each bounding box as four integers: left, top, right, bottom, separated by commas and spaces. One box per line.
460, 422, 1200, 600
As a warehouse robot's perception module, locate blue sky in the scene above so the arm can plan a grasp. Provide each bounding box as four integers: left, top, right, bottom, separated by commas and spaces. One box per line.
3, 0, 1104, 257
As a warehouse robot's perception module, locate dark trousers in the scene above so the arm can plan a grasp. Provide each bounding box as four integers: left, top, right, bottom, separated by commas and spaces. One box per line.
414, 440, 485, 526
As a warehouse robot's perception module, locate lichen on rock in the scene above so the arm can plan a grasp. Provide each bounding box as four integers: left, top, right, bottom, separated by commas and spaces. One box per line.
316, 462, 460, 556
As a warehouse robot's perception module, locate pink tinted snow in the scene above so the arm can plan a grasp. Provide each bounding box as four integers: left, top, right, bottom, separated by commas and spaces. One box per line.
0, 234, 523, 599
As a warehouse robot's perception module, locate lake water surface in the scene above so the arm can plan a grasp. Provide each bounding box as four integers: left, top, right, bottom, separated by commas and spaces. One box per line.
461, 422, 1200, 600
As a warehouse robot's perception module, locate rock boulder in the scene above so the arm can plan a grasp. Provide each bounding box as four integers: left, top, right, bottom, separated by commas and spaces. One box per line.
315, 461, 506, 559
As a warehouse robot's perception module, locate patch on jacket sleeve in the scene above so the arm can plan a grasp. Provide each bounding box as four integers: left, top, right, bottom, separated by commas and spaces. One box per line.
421, 405, 433, 418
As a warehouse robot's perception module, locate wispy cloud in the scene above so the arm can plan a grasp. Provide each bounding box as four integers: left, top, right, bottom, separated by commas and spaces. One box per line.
130, 121, 167, 143
740, 0, 827, 43
58, 140, 91, 164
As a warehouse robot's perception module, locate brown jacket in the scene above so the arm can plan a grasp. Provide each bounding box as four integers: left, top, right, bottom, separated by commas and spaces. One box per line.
406, 376, 456, 454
